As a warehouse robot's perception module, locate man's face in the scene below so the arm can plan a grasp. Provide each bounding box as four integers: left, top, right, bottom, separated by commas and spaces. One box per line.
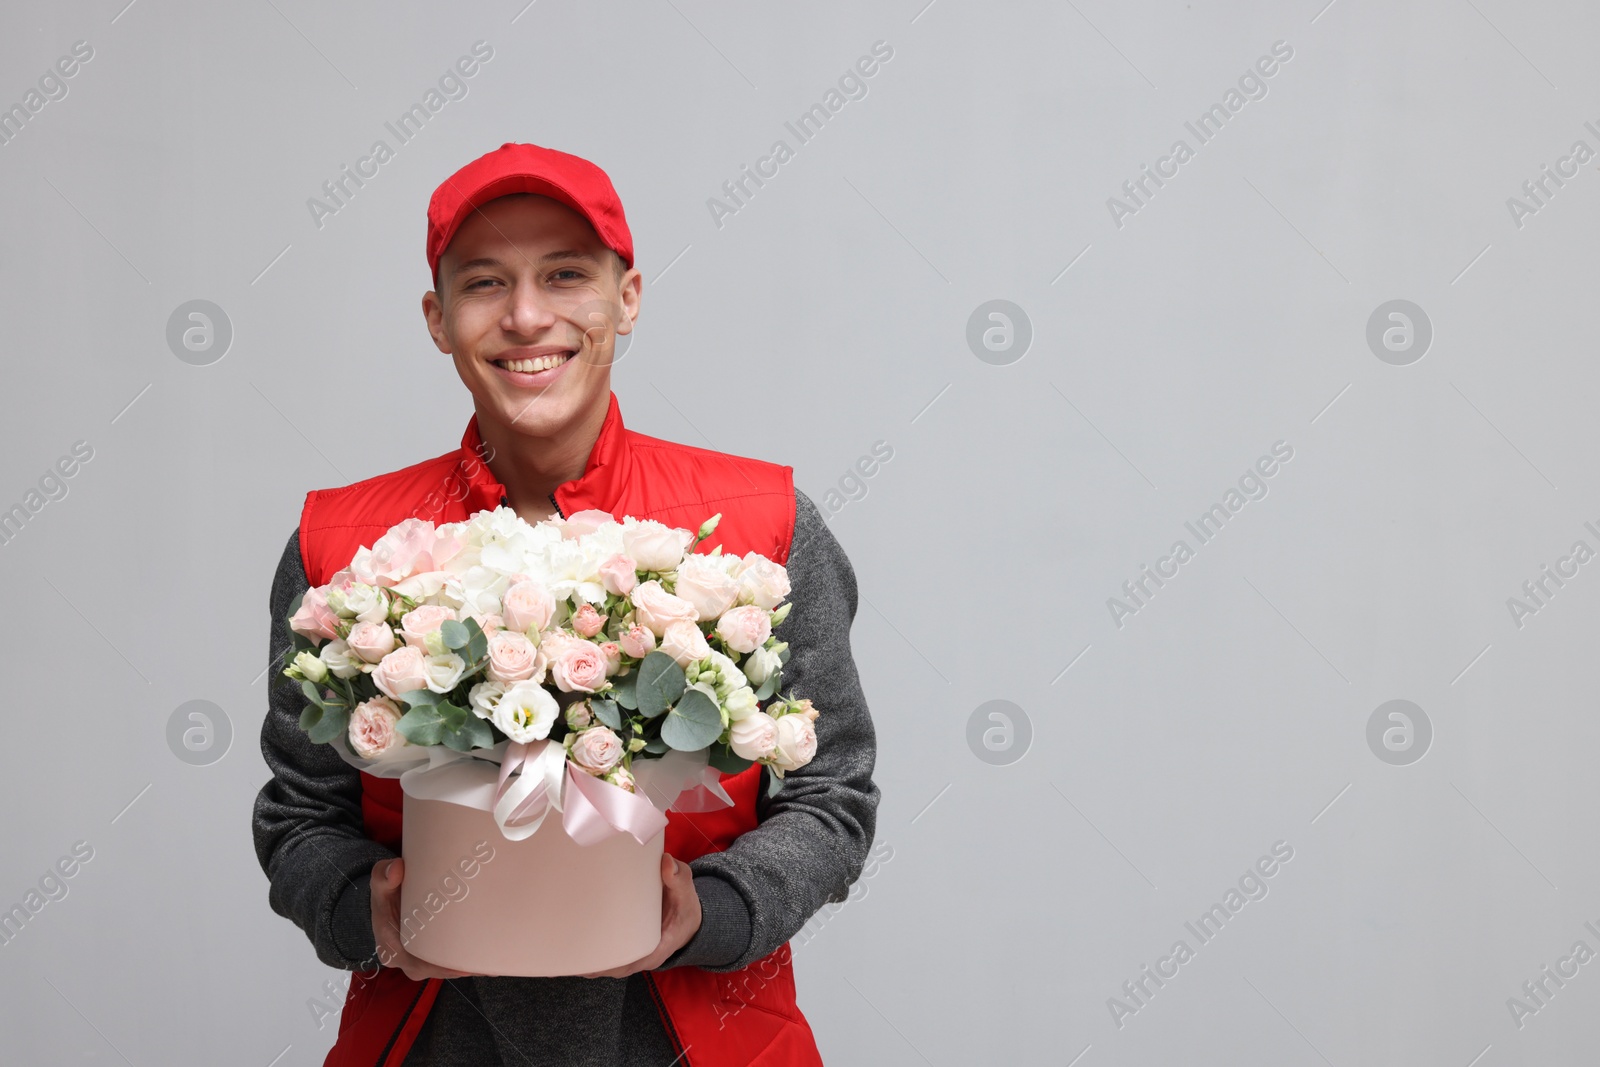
423, 193, 640, 439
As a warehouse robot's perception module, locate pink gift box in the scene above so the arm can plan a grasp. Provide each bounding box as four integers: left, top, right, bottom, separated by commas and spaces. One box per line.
398, 788, 665, 977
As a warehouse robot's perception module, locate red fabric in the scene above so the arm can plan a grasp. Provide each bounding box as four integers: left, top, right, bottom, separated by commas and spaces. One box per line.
303, 392, 820, 1067
426, 141, 634, 278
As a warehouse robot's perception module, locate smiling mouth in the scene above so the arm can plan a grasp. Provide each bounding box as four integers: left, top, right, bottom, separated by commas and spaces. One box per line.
492, 351, 575, 373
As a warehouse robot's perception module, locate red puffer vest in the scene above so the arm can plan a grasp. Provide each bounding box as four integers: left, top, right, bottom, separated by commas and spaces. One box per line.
297, 391, 823, 1066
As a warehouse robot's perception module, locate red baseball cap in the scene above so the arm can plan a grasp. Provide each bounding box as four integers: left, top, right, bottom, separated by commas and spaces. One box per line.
425, 142, 634, 285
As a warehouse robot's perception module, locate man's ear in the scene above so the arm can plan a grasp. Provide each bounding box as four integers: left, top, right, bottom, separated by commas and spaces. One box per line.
616, 266, 642, 336
422, 289, 452, 354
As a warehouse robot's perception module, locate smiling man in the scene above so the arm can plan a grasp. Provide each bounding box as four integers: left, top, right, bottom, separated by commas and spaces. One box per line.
253, 142, 882, 1066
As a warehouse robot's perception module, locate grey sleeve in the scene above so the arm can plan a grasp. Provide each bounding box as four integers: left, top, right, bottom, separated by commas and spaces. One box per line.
252, 529, 395, 971
659, 488, 882, 972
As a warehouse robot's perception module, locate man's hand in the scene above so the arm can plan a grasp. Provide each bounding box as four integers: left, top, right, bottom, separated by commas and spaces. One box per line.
369, 857, 486, 982
577, 853, 702, 978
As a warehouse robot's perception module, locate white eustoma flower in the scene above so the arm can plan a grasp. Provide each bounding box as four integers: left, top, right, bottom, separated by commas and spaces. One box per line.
491, 680, 560, 743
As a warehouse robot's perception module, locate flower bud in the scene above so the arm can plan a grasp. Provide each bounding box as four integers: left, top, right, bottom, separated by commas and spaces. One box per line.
292, 650, 329, 684
696, 513, 723, 543
769, 602, 792, 627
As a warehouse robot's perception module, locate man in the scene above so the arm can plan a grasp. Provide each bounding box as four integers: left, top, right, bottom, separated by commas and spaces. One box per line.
253, 142, 882, 1066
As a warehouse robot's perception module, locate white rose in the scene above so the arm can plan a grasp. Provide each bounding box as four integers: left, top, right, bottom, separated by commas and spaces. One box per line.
467, 680, 505, 719
736, 556, 790, 610
318, 638, 363, 680
341, 583, 391, 624
729, 710, 779, 761
723, 685, 758, 722
742, 645, 781, 685
424, 652, 467, 694
492, 680, 560, 743
291, 649, 328, 684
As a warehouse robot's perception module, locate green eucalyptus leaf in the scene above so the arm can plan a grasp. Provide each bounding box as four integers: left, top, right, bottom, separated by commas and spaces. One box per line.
660, 687, 723, 751
766, 768, 785, 798
300, 680, 326, 708
611, 670, 639, 711
440, 620, 470, 650
307, 706, 349, 745
397, 688, 441, 707
754, 672, 779, 701
637, 651, 685, 718
643, 736, 670, 754
299, 705, 324, 732
396, 705, 446, 746
591, 698, 622, 730
441, 714, 492, 752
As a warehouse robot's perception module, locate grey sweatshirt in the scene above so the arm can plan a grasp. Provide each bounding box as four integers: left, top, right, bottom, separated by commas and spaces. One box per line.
252, 488, 881, 1065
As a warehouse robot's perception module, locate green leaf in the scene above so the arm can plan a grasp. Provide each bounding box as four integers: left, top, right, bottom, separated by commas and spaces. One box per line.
396, 688, 441, 707
467, 632, 488, 664
766, 767, 785, 798
637, 651, 686, 718
442, 714, 493, 752
396, 705, 447, 746
660, 688, 723, 751
300, 680, 326, 708
643, 736, 670, 754
299, 705, 324, 732
777, 645, 791, 665
307, 706, 349, 745
707, 743, 753, 776
440, 620, 470, 650
754, 671, 779, 701
591, 698, 622, 730
611, 670, 639, 711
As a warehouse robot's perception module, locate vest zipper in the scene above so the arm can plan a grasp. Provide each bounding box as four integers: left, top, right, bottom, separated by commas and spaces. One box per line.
549, 492, 565, 519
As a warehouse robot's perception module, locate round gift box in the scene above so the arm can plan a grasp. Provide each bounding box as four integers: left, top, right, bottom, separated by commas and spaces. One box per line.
398, 790, 664, 977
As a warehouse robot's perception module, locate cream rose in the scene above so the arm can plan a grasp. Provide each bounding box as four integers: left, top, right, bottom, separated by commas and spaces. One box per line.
715, 605, 772, 654
372, 645, 430, 699
568, 726, 623, 775
551, 641, 609, 693
659, 619, 711, 668
340, 583, 391, 624
742, 644, 781, 685
723, 685, 758, 722
631, 580, 697, 637
502, 579, 556, 635
772, 713, 818, 771
729, 710, 779, 761
424, 652, 467, 694
400, 605, 457, 650
348, 697, 407, 759
491, 680, 560, 743
486, 630, 542, 684
675, 554, 742, 620
737, 556, 791, 610
622, 519, 691, 571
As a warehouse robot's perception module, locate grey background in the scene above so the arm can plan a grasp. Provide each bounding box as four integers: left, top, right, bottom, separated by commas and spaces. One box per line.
1, 0, 1595, 1064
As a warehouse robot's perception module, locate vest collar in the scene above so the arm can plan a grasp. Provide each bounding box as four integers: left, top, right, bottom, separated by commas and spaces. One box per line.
456, 390, 633, 519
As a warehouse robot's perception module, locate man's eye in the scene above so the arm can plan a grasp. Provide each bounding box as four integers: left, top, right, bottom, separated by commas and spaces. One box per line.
551, 269, 582, 281
466, 278, 499, 290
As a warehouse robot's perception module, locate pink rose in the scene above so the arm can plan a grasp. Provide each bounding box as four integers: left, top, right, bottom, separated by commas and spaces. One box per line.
289, 587, 341, 645
557, 509, 616, 539
622, 520, 692, 571
502, 579, 556, 635
399, 605, 458, 650
372, 646, 430, 699
599, 553, 638, 596
675, 554, 742, 620
604, 764, 636, 793
659, 619, 710, 669
738, 556, 791, 610
729, 710, 779, 761
464, 611, 504, 635
572, 602, 606, 638
772, 713, 818, 771
599, 641, 622, 675
618, 622, 655, 659
715, 605, 772, 655
359, 518, 439, 587
551, 641, 609, 693
346, 621, 398, 664
631, 580, 697, 637
487, 630, 544, 684
348, 697, 407, 759
568, 726, 623, 775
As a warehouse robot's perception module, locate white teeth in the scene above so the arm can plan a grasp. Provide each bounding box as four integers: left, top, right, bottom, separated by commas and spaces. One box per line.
498, 353, 571, 373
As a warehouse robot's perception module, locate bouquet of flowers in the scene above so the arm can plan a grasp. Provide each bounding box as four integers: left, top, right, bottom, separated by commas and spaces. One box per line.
278, 507, 820, 805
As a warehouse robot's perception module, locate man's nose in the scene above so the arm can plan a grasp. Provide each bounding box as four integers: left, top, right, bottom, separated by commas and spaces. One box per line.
504, 279, 558, 335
